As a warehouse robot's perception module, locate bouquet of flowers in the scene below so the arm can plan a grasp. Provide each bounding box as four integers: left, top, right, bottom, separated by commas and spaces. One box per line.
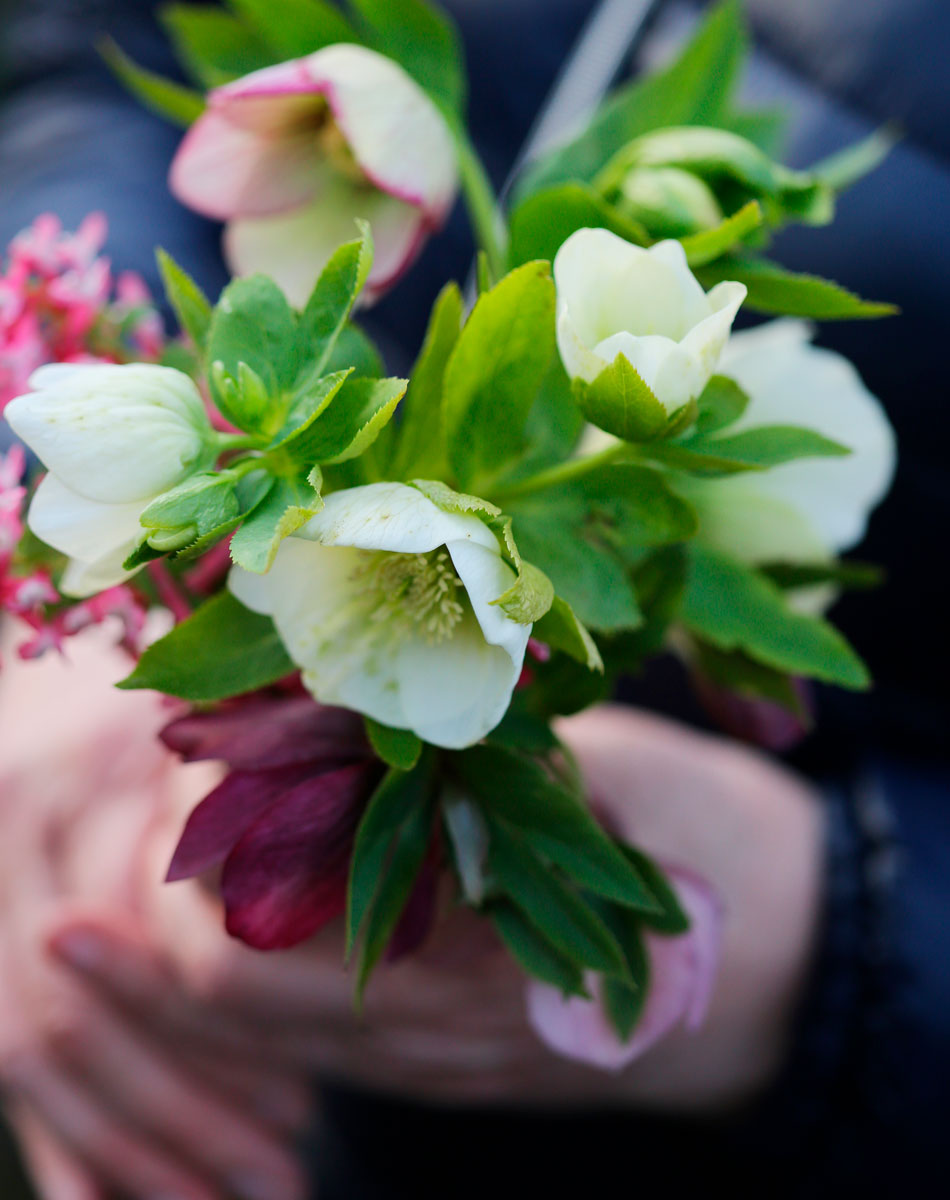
1, 0, 896, 1067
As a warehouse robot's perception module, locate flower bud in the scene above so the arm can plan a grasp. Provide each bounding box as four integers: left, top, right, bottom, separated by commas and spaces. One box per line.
618, 166, 723, 238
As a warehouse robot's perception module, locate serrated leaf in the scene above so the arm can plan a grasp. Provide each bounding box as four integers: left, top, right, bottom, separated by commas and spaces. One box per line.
118, 592, 294, 700
679, 424, 851, 468
508, 182, 648, 268
443, 262, 556, 490
616, 847, 690, 935
570, 464, 699, 547
573, 355, 669, 442
269, 369, 352, 449
139, 472, 240, 547
348, 0, 466, 112
533, 596, 602, 671
208, 275, 299, 429
680, 199, 763, 266
760, 559, 883, 591
515, 0, 747, 200
410, 479, 500, 519
388, 283, 463, 480
487, 516, 554, 625
491, 903, 588, 997
229, 476, 322, 573
156, 248, 212, 349
296, 224, 374, 387
99, 38, 205, 126
693, 375, 750, 435
809, 126, 896, 192
225, 0, 358, 55
346, 757, 433, 956
159, 3, 272, 87
681, 545, 870, 689
290, 375, 406, 465
453, 746, 659, 913
487, 820, 629, 978
697, 255, 897, 319
365, 719, 423, 771
323, 323, 384, 379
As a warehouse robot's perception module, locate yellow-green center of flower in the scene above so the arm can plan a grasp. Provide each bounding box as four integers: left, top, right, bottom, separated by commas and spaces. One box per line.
352, 549, 465, 644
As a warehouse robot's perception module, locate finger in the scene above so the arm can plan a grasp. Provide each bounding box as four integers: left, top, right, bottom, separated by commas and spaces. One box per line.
184, 1048, 314, 1134
5, 1053, 218, 1200
7, 1103, 103, 1200
39, 989, 307, 1200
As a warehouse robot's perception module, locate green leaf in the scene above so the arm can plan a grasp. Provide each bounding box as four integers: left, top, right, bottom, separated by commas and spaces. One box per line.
346, 757, 433, 955
569, 464, 699, 548
516, 0, 747, 199
681, 545, 870, 689
324, 323, 384, 379
491, 903, 588, 997
603, 976, 648, 1042
592, 899, 650, 1039
389, 283, 463, 480
692, 375, 749, 435
573, 355, 668, 443
680, 199, 763, 266
487, 517, 554, 625
99, 38, 205, 126
680, 424, 851, 468
290, 375, 407, 465
156, 249, 212, 350
760, 559, 883, 592
269, 369, 352, 449
228, 476, 322, 573
690, 639, 809, 719
453, 746, 660, 913
365, 719, 423, 771
207, 275, 299, 429
159, 3, 272, 86
617, 847, 689, 935
296, 225, 374, 386
533, 596, 603, 672
487, 820, 629, 977
697, 256, 897, 319
443, 262, 556, 491
118, 592, 294, 700
508, 182, 647, 267
347, 0, 466, 112
225, 0, 359, 55
355, 794, 433, 1000
409, 479, 500, 520
138, 472, 240, 553
809, 126, 896, 193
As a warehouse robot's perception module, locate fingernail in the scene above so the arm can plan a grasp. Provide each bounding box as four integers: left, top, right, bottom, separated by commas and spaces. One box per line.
52, 930, 107, 971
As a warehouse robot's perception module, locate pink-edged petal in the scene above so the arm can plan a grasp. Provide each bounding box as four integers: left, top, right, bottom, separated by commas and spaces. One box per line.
301, 44, 458, 222
526, 866, 723, 1071
165, 764, 315, 882
224, 186, 425, 308
222, 761, 380, 950
160, 694, 368, 769
170, 100, 325, 220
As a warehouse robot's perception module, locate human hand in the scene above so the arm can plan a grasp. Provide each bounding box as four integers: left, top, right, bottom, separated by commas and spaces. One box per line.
0, 624, 311, 1200
59, 702, 823, 1115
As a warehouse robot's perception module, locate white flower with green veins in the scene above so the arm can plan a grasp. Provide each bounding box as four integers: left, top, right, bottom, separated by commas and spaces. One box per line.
229, 482, 532, 750
4, 363, 215, 595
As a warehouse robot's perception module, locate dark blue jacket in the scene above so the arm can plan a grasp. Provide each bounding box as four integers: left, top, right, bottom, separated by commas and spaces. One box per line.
1, 3, 948, 1196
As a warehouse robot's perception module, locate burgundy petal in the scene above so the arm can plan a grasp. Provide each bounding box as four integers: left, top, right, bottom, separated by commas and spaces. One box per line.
385, 836, 441, 963
166, 764, 315, 883
692, 673, 813, 752
161, 694, 369, 769
222, 761, 380, 950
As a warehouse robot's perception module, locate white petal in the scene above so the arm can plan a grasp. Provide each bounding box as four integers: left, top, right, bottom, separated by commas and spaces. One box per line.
446, 539, 532, 666
299, 482, 498, 557
719, 321, 897, 551
6, 364, 208, 503
302, 44, 458, 222
225, 182, 426, 309
678, 281, 747, 379
28, 474, 142, 596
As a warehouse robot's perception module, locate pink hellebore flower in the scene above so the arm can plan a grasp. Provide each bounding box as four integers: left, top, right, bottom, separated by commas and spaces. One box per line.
526, 867, 723, 1071
170, 44, 459, 307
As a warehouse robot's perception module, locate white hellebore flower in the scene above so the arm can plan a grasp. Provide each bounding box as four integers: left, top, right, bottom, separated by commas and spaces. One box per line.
229, 482, 531, 750
677, 320, 897, 565
170, 44, 459, 307
4, 363, 213, 596
554, 227, 746, 415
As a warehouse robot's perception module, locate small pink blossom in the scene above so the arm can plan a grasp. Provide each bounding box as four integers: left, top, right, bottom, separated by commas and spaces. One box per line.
170, 45, 459, 307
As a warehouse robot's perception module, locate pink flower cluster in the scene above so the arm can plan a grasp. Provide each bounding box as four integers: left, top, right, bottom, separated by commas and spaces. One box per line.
0, 443, 147, 667
0, 213, 165, 412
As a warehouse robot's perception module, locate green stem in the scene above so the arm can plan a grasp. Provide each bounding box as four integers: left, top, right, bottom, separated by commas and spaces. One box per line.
452, 122, 507, 281
215, 431, 261, 453
491, 440, 631, 504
